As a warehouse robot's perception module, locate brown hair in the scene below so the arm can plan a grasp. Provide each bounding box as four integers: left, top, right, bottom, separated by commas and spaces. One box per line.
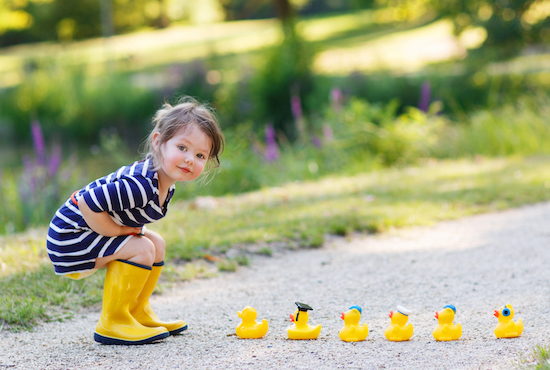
144, 96, 224, 173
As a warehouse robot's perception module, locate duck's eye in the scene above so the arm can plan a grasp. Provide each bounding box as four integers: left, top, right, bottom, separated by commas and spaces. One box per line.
502, 308, 511, 316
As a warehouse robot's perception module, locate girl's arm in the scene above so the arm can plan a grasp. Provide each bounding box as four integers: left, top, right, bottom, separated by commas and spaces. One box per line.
79, 198, 141, 237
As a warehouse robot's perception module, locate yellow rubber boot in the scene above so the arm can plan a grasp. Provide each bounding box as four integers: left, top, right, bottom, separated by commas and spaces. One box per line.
130, 261, 188, 335
94, 260, 169, 345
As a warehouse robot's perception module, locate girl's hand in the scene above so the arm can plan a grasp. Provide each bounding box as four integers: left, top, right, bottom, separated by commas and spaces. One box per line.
80, 198, 143, 237
125, 226, 144, 236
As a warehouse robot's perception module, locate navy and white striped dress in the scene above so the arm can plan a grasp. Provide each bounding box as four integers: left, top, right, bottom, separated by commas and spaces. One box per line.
47, 158, 175, 275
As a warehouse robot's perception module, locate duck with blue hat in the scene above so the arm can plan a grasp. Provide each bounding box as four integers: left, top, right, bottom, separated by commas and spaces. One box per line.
433, 304, 462, 341
339, 305, 369, 342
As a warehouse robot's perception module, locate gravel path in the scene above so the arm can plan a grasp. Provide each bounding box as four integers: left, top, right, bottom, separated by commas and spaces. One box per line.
2, 202, 550, 369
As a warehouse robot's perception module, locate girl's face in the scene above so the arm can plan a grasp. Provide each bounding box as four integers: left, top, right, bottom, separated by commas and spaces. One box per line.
153, 124, 212, 186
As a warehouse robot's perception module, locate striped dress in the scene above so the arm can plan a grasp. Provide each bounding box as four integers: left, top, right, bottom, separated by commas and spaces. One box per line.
47, 158, 175, 275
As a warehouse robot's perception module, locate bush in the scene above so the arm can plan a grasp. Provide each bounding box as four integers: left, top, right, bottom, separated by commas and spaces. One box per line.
438, 94, 550, 158
326, 97, 447, 166
0, 64, 156, 146
0, 121, 86, 233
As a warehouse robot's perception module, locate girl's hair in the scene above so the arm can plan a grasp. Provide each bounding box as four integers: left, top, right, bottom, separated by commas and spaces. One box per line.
144, 96, 225, 173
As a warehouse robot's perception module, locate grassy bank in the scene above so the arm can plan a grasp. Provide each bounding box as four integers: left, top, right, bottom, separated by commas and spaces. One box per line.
2, 155, 550, 330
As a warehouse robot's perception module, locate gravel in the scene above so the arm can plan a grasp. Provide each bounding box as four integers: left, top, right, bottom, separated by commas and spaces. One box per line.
2, 202, 550, 369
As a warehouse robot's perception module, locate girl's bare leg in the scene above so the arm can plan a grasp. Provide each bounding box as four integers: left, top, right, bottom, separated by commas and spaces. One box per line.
95, 230, 165, 269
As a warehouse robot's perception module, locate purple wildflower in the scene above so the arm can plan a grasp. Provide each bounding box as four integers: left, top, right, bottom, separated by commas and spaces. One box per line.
31, 120, 46, 166
264, 124, 279, 162
418, 81, 431, 113
330, 87, 343, 112
323, 124, 334, 142
311, 136, 321, 148
291, 95, 303, 121
48, 143, 62, 178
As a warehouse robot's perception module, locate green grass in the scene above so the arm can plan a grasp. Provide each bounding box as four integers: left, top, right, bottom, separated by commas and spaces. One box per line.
3, 155, 550, 330
156, 155, 550, 262
518, 345, 550, 370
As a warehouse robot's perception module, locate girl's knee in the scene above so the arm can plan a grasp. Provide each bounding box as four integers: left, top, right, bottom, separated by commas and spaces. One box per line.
130, 238, 156, 266
154, 236, 165, 261
145, 231, 165, 262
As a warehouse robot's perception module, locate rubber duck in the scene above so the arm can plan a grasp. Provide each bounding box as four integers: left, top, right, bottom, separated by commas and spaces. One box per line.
287, 302, 322, 340
236, 306, 268, 339
339, 305, 369, 342
433, 304, 462, 341
494, 304, 523, 338
385, 306, 413, 341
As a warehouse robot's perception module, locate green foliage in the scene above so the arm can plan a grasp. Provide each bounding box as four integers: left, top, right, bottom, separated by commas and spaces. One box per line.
329, 97, 446, 166
0, 150, 84, 234
518, 345, 550, 370
0, 65, 156, 144
217, 259, 237, 272
258, 247, 273, 256
234, 254, 250, 266
424, 0, 550, 58
438, 94, 550, 158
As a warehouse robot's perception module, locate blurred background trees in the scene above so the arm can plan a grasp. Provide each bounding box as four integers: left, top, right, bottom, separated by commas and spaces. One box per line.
427, 0, 550, 57
0, 0, 378, 45
2, 0, 549, 50
1, 0, 550, 233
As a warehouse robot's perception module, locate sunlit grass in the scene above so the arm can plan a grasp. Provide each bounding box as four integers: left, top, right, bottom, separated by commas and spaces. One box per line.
155, 155, 550, 261
0, 229, 49, 277
2, 7, 550, 90
313, 19, 465, 74
0, 8, 438, 88
0, 18, 283, 87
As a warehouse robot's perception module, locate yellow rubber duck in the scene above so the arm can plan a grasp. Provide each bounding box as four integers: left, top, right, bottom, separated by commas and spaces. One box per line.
236, 306, 268, 339
385, 306, 413, 341
433, 304, 462, 341
494, 304, 523, 338
287, 302, 322, 340
339, 305, 369, 342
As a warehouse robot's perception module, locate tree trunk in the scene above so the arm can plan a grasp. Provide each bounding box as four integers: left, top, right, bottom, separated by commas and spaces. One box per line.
156, 0, 170, 29
273, 0, 295, 38
99, 0, 114, 37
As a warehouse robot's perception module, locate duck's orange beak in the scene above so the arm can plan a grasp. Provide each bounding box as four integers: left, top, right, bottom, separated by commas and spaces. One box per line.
435, 311, 439, 319
290, 313, 295, 322
340, 312, 345, 320
389, 311, 394, 318
494, 310, 499, 317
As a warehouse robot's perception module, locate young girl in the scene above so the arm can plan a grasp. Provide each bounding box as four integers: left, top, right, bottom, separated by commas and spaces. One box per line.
46, 97, 224, 345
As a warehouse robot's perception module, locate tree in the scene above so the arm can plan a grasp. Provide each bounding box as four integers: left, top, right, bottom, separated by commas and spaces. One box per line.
428, 0, 550, 57
251, 0, 315, 143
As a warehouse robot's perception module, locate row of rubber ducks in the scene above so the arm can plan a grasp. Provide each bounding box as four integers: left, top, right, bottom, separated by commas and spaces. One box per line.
236, 302, 524, 342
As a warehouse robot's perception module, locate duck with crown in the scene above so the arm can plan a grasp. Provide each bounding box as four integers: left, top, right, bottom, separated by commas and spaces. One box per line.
385, 305, 413, 341
339, 305, 369, 342
433, 304, 462, 341
494, 304, 523, 338
287, 302, 322, 340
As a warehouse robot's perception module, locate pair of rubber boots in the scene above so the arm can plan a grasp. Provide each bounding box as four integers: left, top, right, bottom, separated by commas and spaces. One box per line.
94, 260, 187, 345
